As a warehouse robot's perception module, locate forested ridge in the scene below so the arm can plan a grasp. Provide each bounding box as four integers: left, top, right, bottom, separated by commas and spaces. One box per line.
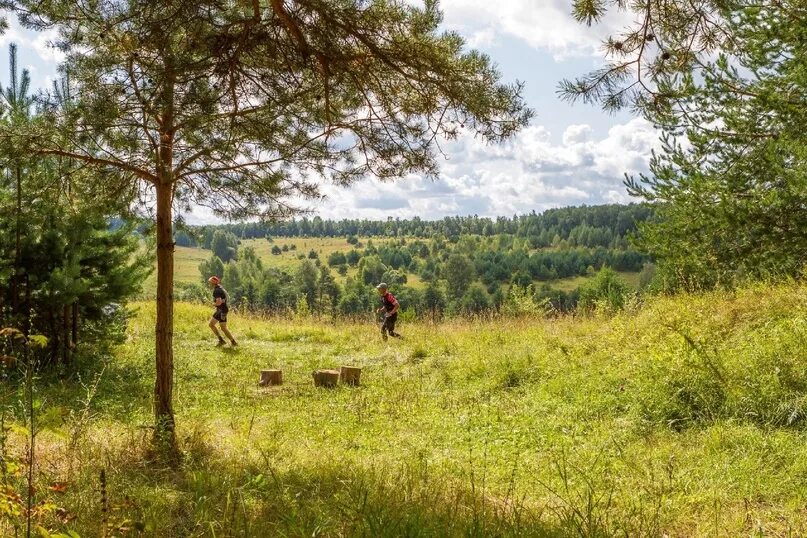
176, 203, 654, 247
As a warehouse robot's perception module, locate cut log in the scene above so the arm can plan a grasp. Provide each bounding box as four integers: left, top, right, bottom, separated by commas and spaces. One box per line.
340, 366, 362, 386
259, 369, 282, 387
312, 369, 340, 388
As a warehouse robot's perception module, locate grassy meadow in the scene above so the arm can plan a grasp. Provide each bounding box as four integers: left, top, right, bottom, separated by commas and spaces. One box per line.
2, 282, 806, 536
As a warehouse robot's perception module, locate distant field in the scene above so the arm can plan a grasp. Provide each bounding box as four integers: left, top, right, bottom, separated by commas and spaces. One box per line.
142, 237, 641, 296
243, 236, 371, 266
142, 245, 209, 292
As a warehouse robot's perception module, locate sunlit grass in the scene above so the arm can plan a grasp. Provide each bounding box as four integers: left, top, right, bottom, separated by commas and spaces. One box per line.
13, 282, 805, 536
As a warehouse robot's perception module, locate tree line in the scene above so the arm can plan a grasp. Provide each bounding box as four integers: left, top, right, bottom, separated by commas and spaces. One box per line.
176, 203, 653, 249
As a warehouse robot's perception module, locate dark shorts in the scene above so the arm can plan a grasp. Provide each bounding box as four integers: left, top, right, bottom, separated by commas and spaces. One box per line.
381, 313, 397, 333
213, 308, 228, 323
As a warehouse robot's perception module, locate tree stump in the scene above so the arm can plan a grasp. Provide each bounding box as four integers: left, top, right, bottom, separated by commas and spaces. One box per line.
340, 366, 362, 386
259, 369, 282, 387
312, 369, 340, 388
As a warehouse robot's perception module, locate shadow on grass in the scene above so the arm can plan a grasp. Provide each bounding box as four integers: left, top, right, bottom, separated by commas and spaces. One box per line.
70, 451, 569, 537
0, 348, 154, 423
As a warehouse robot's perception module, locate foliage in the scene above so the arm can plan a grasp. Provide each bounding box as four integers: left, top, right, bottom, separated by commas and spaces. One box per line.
459, 283, 490, 315
502, 285, 549, 317
198, 255, 225, 282
578, 267, 631, 312
565, 0, 807, 288
444, 253, 475, 298
210, 231, 239, 264
0, 51, 148, 364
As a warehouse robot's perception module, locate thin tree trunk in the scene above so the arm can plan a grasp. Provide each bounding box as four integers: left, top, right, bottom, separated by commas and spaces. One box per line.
12, 165, 21, 314
49, 307, 57, 364
62, 304, 71, 365
23, 274, 30, 337
71, 302, 78, 345
154, 180, 176, 448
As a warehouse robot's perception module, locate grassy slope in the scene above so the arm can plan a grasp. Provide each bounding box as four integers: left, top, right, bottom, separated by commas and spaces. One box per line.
141, 245, 210, 291
8, 283, 807, 536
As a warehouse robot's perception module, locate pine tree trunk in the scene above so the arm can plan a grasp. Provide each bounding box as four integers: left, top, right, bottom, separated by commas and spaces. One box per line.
23, 274, 30, 336
71, 302, 78, 344
62, 304, 71, 365
12, 165, 21, 314
154, 180, 176, 448
49, 307, 58, 363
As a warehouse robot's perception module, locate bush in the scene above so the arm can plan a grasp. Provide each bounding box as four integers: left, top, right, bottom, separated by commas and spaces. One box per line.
461, 284, 491, 315
381, 269, 407, 286
328, 251, 347, 266
175, 282, 208, 304
578, 267, 631, 312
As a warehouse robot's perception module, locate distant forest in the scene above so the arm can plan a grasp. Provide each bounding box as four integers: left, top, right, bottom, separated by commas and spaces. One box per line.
176, 204, 655, 250
167, 204, 656, 316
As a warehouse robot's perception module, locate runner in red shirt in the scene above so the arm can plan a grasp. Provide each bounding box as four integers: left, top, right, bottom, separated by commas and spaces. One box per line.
376, 282, 402, 341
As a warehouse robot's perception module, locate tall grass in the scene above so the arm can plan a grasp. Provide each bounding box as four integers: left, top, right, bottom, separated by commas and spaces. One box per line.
0, 282, 805, 536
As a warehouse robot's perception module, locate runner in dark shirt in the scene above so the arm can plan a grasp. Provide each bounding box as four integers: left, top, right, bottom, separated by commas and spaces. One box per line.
208, 276, 237, 347
376, 282, 402, 341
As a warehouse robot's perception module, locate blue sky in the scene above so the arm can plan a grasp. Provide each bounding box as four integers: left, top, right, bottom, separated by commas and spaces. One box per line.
1, 0, 659, 223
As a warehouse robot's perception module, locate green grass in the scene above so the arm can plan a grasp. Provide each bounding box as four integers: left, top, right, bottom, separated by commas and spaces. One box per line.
3, 282, 807, 536
550, 270, 642, 293
141, 245, 210, 292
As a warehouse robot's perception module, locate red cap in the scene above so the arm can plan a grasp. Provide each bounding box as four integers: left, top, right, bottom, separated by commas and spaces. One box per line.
208, 276, 220, 285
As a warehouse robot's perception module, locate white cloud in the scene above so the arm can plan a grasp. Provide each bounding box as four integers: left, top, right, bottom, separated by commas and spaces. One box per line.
438, 0, 633, 59
562, 124, 591, 145
465, 27, 497, 48
31, 28, 64, 63
297, 116, 659, 221
0, 20, 64, 64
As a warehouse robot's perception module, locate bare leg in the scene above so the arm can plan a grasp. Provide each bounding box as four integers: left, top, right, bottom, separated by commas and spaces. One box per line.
209, 318, 224, 341
220, 323, 237, 345
381, 319, 389, 341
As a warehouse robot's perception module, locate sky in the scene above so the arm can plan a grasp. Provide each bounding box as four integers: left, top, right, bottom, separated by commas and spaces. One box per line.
1, 0, 660, 223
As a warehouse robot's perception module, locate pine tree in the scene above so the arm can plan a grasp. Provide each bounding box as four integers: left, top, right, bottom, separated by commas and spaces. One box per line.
561, 0, 807, 287
7, 0, 530, 449
317, 265, 340, 314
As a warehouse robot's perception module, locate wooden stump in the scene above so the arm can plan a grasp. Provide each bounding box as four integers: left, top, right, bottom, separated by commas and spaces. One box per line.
259, 369, 282, 387
312, 369, 340, 388
340, 366, 362, 386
